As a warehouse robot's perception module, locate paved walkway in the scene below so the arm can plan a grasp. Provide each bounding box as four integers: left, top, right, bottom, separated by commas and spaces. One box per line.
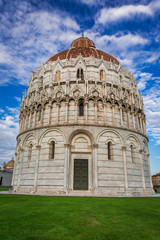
0, 191, 160, 197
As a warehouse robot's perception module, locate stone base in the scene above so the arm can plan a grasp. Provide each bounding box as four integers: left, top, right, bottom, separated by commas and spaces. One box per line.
11, 187, 155, 197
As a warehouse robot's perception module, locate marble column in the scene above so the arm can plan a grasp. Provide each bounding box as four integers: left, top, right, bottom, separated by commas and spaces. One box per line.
74, 100, 78, 122
65, 102, 68, 123
93, 144, 98, 191
112, 104, 115, 125
122, 146, 128, 191
104, 103, 106, 124
17, 148, 24, 190
21, 117, 24, 132
48, 104, 52, 125
94, 101, 97, 123
25, 113, 28, 130
29, 111, 32, 129
136, 114, 139, 132
33, 145, 41, 192
33, 110, 36, 128
140, 116, 143, 133
133, 113, 135, 129
120, 107, 123, 127
127, 111, 130, 128
139, 149, 146, 192
85, 101, 88, 123
56, 103, 60, 123
40, 107, 44, 126
64, 144, 70, 193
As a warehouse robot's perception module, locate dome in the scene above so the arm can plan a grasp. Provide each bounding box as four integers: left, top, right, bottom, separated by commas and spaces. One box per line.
6, 158, 14, 170
70, 36, 95, 48
46, 36, 119, 65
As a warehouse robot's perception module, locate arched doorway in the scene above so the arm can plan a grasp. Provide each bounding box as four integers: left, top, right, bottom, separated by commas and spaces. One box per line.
68, 131, 94, 191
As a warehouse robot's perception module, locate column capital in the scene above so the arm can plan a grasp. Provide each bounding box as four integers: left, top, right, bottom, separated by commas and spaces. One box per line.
90, 144, 98, 149
64, 144, 70, 148
48, 104, 52, 108
139, 149, 143, 153
122, 146, 126, 150
36, 145, 41, 150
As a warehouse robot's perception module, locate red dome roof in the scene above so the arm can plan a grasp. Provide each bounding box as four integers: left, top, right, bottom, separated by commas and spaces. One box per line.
46, 37, 119, 65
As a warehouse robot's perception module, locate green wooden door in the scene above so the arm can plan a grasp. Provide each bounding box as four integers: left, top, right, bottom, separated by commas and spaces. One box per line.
74, 159, 88, 190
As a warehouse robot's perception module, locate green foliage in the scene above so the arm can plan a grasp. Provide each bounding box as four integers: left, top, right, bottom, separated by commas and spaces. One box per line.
0, 195, 159, 240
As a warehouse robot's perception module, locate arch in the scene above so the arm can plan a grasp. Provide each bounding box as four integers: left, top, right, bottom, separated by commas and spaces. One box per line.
71, 133, 92, 147
47, 138, 57, 145
22, 133, 38, 148
97, 129, 124, 146
68, 129, 94, 191
126, 134, 141, 150
68, 129, 95, 145
39, 128, 66, 145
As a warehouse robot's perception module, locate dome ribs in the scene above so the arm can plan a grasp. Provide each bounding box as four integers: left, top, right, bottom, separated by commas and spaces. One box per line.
46, 37, 119, 65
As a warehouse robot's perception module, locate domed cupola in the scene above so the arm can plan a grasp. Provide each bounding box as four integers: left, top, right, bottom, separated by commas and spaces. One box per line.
70, 35, 95, 48
46, 35, 119, 64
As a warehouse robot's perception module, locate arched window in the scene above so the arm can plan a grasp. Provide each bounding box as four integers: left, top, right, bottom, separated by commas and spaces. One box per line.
55, 71, 61, 82
100, 70, 104, 80
28, 144, 33, 167
49, 141, 55, 159
39, 76, 43, 87
79, 99, 84, 116
107, 141, 113, 160
77, 68, 84, 80
130, 145, 135, 163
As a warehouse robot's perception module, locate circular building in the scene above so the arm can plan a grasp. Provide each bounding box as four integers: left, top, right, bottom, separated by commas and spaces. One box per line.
12, 36, 154, 196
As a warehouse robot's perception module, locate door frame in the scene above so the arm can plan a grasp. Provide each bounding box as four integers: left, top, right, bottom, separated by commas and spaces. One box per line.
69, 153, 92, 191
73, 158, 88, 190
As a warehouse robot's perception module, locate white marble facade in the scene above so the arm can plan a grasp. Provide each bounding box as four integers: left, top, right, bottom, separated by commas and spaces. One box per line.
12, 37, 154, 196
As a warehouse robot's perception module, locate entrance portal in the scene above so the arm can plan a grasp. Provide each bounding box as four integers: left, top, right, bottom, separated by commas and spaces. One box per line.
73, 159, 88, 190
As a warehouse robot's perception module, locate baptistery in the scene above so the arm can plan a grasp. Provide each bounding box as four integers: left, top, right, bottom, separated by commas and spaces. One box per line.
12, 36, 154, 196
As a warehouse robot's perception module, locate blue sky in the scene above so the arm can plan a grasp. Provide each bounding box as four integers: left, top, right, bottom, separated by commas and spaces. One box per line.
0, 0, 160, 174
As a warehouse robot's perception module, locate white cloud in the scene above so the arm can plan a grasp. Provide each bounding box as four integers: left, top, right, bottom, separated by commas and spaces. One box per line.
0, 107, 19, 166
136, 72, 152, 90
97, 1, 160, 24
0, 4, 80, 86
80, 0, 101, 5
14, 96, 21, 102
97, 4, 153, 24
143, 86, 160, 145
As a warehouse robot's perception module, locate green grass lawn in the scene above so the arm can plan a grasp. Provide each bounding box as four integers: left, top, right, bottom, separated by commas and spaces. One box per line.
0, 195, 159, 240
0, 186, 10, 191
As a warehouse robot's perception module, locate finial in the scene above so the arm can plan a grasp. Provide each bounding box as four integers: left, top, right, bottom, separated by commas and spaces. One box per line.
81, 33, 84, 37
